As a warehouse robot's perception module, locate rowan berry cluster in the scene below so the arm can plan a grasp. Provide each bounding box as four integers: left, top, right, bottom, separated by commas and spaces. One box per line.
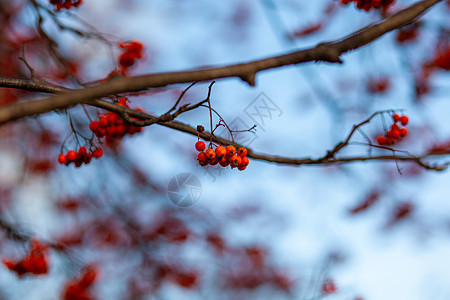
339, 0, 394, 11
49, 0, 83, 10
195, 141, 249, 171
58, 147, 103, 167
118, 41, 144, 73
89, 98, 143, 147
2, 240, 49, 277
376, 114, 409, 146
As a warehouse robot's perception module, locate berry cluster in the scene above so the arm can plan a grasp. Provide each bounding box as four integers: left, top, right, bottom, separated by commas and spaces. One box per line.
63, 266, 98, 300
2, 240, 49, 277
49, 0, 83, 10
339, 0, 394, 11
195, 141, 249, 171
58, 147, 103, 167
321, 278, 337, 295
118, 41, 144, 73
376, 114, 409, 146
89, 98, 143, 147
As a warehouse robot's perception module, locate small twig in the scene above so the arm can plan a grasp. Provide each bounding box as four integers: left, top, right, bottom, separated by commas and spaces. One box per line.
18, 45, 35, 79
206, 81, 215, 145
167, 81, 200, 114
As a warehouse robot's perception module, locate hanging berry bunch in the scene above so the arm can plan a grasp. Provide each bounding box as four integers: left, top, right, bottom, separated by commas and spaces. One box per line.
376, 113, 409, 146
58, 146, 103, 167
339, 0, 395, 11
2, 239, 49, 277
195, 140, 249, 171
88, 97, 143, 147
118, 41, 144, 73
49, 0, 83, 11
62, 266, 98, 300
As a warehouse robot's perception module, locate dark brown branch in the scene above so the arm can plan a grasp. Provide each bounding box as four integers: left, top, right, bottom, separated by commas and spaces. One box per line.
0, 0, 443, 125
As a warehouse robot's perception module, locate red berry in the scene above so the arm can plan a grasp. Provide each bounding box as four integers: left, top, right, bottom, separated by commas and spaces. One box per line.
377, 136, 387, 145
393, 114, 401, 122
209, 157, 219, 165
195, 141, 206, 152
99, 116, 109, 128
205, 148, 215, 160
229, 155, 241, 168
386, 130, 394, 138
119, 52, 135, 68
92, 148, 103, 158
78, 146, 87, 156
198, 152, 209, 165
391, 123, 399, 130
118, 97, 128, 106
66, 150, 78, 162
84, 153, 92, 164
96, 129, 106, 138
400, 128, 408, 137
237, 147, 247, 157
391, 129, 401, 139
240, 156, 249, 167
225, 145, 236, 157
386, 137, 396, 145
219, 158, 229, 167
215, 146, 226, 159
237, 165, 247, 171
89, 121, 100, 132
400, 115, 409, 126
58, 154, 67, 164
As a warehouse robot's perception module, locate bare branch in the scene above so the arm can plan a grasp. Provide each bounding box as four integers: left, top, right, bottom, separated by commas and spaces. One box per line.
0, 0, 443, 125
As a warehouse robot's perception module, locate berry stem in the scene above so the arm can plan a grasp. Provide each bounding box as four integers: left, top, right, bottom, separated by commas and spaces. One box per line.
206, 81, 215, 145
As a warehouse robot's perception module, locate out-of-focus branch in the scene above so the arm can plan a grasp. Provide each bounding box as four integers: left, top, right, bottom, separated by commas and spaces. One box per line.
0, 0, 443, 125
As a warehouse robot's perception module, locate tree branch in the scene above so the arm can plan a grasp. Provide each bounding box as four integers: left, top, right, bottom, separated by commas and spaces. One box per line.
0, 77, 448, 171
0, 0, 443, 125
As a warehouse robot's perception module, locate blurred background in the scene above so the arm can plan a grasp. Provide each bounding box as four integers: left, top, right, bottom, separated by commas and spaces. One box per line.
0, 0, 449, 299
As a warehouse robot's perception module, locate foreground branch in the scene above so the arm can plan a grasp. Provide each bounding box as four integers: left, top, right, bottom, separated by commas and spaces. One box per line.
0, 79, 448, 171
0, 0, 443, 125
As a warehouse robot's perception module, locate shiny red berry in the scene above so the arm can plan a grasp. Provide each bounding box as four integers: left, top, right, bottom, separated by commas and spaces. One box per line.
89, 121, 100, 132
58, 154, 67, 164
237, 165, 247, 171
229, 155, 241, 168
209, 157, 219, 165
195, 141, 206, 151
240, 156, 249, 167
198, 152, 209, 166
400, 115, 409, 126
393, 114, 401, 122
377, 136, 387, 145
219, 157, 229, 167
205, 148, 215, 160
66, 150, 78, 162
391, 129, 401, 139
78, 146, 87, 156
400, 128, 408, 137
225, 145, 236, 157
92, 148, 103, 158
237, 147, 247, 157
215, 146, 226, 159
